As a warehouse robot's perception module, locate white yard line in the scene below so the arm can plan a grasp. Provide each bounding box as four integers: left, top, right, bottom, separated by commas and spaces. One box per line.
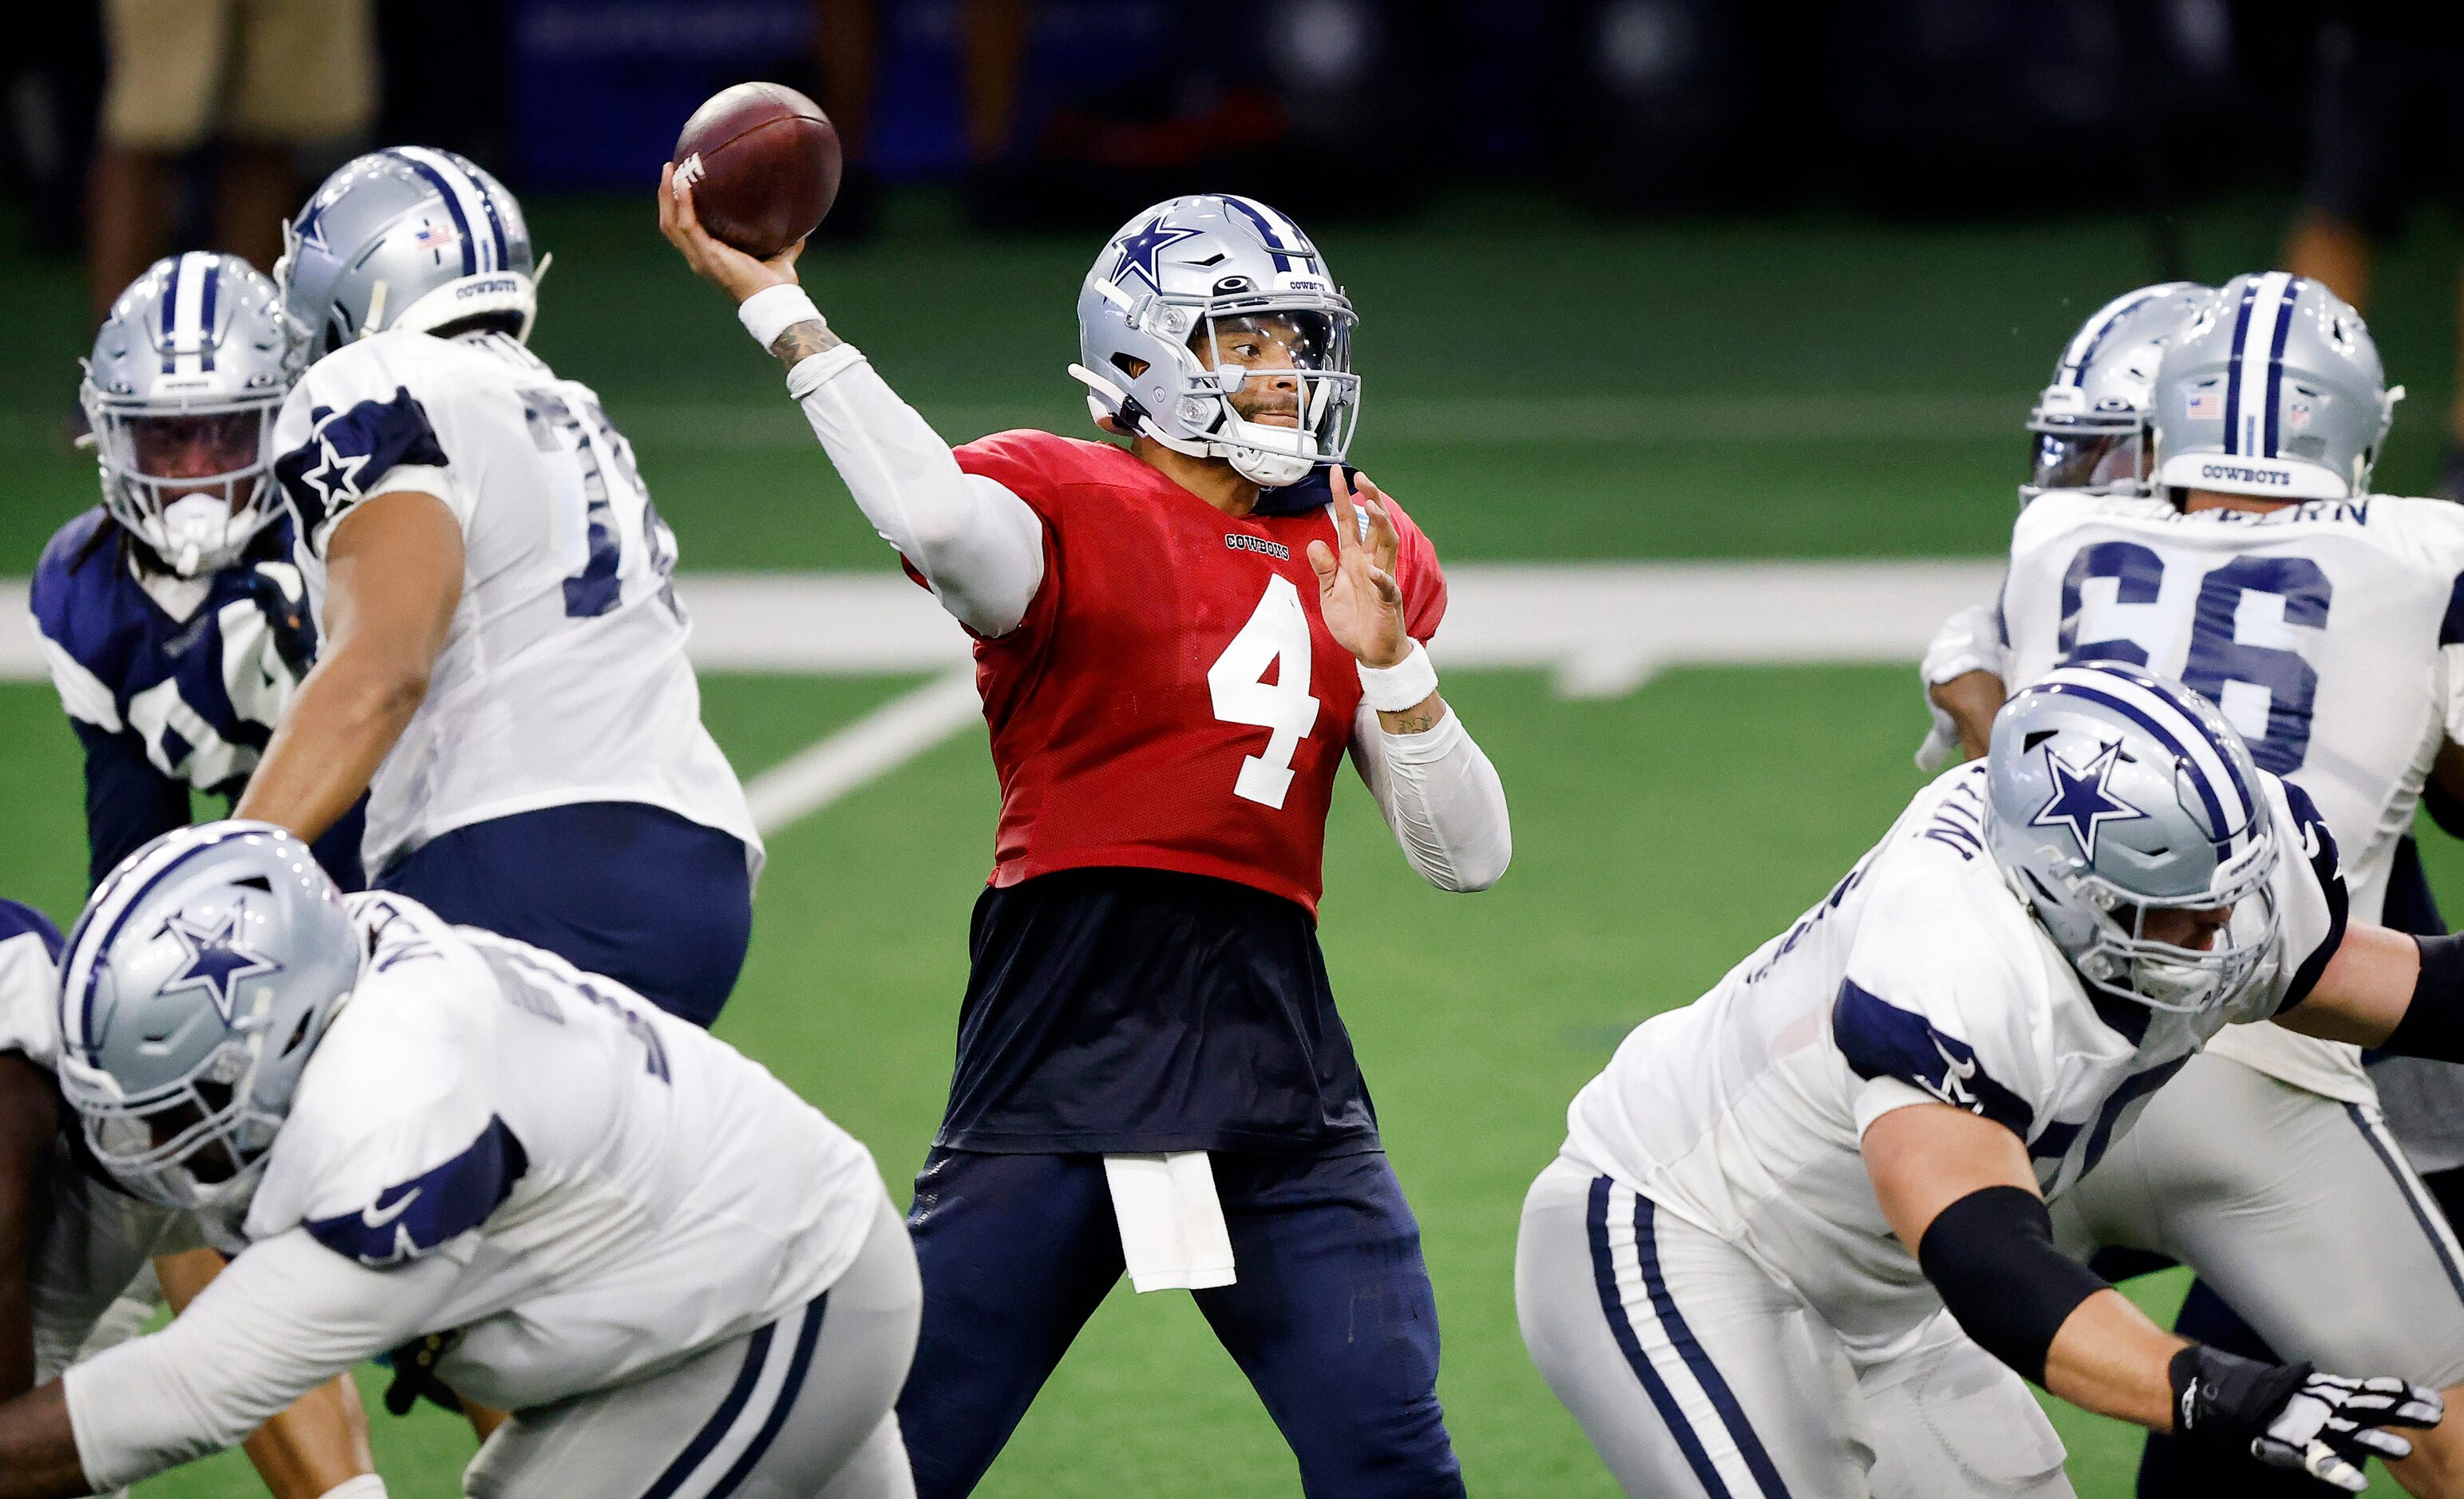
743, 667, 983, 834
2, 560, 2003, 832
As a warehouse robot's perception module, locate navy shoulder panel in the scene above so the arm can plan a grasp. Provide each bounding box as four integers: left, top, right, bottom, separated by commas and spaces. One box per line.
0, 899, 63, 962
29, 509, 137, 677
2276, 778, 2351, 1014
274, 387, 451, 548
1833, 978, 2035, 1137
2442, 572, 2464, 649
304, 1114, 528, 1266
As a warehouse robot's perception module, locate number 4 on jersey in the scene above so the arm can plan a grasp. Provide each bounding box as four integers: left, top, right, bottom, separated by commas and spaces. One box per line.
1209, 575, 1322, 809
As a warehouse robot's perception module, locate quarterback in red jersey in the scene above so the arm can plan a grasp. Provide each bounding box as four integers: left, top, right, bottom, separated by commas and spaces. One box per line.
664, 177, 1510, 1497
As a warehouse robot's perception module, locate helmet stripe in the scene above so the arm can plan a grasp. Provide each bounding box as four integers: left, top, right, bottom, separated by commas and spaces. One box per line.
159, 255, 186, 376
1219, 196, 1299, 272
2220, 279, 2258, 455
2081, 665, 2259, 824
2261, 274, 2303, 458
2061, 286, 2165, 388
386, 148, 482, 277
59, 824, 267, 1056
196, 259, 220, 374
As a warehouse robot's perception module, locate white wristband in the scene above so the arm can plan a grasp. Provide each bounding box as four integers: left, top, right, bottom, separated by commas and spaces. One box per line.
1358, 641, 1438, 713
738, 285, 824, 351
317, 1477, 388, 1499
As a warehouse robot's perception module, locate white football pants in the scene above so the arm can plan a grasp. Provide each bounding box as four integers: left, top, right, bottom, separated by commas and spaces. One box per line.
463, 1190, 923, 1499
1516, 1155, 2074, 1499
2053, 1049, 2464, 1386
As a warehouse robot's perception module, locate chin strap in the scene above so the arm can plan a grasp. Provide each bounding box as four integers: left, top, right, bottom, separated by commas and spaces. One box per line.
1066, 362, 1318, 485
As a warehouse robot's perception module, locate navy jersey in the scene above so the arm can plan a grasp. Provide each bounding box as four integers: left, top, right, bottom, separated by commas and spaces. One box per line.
29, 510, 362, 889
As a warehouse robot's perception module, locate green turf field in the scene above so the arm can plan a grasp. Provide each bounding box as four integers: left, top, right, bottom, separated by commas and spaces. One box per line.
4, 191, 2462, 1496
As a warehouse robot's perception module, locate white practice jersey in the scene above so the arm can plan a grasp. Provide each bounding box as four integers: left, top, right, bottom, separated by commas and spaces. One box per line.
226, 892, 882, 1410
1563, 761, 2347, 1358
0, 908, 203, 1384
270, 330, 760, 877
2002, 490, 2464, 1101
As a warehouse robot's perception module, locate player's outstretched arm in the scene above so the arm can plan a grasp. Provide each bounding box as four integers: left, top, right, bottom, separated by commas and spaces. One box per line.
0, 1231, 454, 1498
233, 493, 463, 842
154, 1248, 378, 1499
657, 164, 1047, 636
1864, 1101, 2439, 1491
1319, 471, 1510, 890
1915, 603, 2008, 769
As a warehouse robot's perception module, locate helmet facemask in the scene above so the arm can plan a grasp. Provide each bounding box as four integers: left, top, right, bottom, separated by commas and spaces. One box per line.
1086, 296, 1359, 488
81, 386, 284, 577
63, 1025, 287, 1213
2021, 411, 2152, 506
2056, 845, 2281, 1014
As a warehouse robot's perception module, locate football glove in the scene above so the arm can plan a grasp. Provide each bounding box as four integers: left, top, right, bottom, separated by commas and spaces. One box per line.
2169, 1345, 2442, 1493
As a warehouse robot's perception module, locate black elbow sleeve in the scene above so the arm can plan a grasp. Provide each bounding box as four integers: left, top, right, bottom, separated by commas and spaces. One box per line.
2385, 933, 2464, 1063
1915, 1185, 2110, 1387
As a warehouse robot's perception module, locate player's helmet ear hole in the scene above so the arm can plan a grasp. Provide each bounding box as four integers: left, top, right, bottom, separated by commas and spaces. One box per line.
322, 317, 349, 356
233, 875, 272, 893
2023, 730, 2058, 752
279, 1011, 314, 1056
1112, 353, 1149, 380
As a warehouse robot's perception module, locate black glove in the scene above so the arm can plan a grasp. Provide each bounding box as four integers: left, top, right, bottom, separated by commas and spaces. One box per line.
382, 1330, 467, 1417
2169, 1345, 2443, 1493
246, 564, 318, 679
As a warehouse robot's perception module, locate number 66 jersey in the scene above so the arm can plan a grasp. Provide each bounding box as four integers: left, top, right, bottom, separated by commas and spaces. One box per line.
2000, 488, 2464, 1095
269, 329, 758, 879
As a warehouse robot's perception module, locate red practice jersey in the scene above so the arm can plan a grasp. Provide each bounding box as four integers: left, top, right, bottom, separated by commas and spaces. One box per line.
944, 430, 1446, 915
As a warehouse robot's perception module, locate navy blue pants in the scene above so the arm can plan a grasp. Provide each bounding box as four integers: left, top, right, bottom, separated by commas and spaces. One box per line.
376, 801, 752, 1027
896, 1148, 1465, 1499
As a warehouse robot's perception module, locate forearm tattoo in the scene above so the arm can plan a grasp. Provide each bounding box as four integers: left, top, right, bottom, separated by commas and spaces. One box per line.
1380, 700, 1445, 735
769, 318, 843, 368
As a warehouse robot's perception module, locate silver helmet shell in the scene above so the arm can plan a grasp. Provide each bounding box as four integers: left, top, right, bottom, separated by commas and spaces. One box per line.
1983, 662, 2281, 1015
1069, 194, 1359, 488
2021, 282, 2211, 506
2151, 272, 2399, 501
56, 821, 359, 1212
278, 146, 537, 356
80, 253, 303, 576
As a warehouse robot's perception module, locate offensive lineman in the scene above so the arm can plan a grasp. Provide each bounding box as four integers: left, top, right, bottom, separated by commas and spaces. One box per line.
1517, 662, 2464, 1497
662, 180, 1510, 1495
0, 898, 382, 1498
235, 148, 760, 1026
1925, 275, 2464, 1493
0, 822, 918, 1498
33, 253, 362, 892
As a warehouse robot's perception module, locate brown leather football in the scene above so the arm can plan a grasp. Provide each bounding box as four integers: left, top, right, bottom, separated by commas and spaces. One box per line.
670, 82, 842, 259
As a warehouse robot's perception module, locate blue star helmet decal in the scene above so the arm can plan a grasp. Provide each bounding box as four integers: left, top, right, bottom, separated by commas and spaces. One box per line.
160, 904, 283, 1021
1109, 216, 1204, 297
2029, 740, 2148, 860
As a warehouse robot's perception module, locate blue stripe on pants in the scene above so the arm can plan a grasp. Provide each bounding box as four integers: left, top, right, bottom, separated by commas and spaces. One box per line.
1585, 1176, 1732, 1497
2347, 1103, 2464, 1306
1631, 1193, 1794, 1499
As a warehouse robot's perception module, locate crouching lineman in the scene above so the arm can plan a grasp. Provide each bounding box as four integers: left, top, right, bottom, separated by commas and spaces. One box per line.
0, 898, 380, 1498
1927, 274, 2464, 1496
1518, 662, 2464, 1497
0, 823, 917, 1498
34, 252, 362, 892
237, 148, 761, 1026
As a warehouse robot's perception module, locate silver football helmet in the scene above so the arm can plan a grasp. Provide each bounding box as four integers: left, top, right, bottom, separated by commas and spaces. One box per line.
1069, 194, 1358, 488
1983, 662, 2280, 1014
2021, 282, 2211, 506
277, 146, 539, 356
56, 822, 359, 1212
80, 253, 303, 576
2151, 271, 2400, 501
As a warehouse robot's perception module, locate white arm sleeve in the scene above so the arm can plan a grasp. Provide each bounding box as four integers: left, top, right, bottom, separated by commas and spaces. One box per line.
785, 346, 1046, 636
61, 1229, 460, 1490
1349, 706, 1512, 893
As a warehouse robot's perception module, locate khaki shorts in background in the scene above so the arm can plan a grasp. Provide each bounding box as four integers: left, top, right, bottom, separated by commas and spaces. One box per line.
103, 0, 378, 151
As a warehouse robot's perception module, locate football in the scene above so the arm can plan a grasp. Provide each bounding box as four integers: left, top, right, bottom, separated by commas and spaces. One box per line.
670, 81, 843, 259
